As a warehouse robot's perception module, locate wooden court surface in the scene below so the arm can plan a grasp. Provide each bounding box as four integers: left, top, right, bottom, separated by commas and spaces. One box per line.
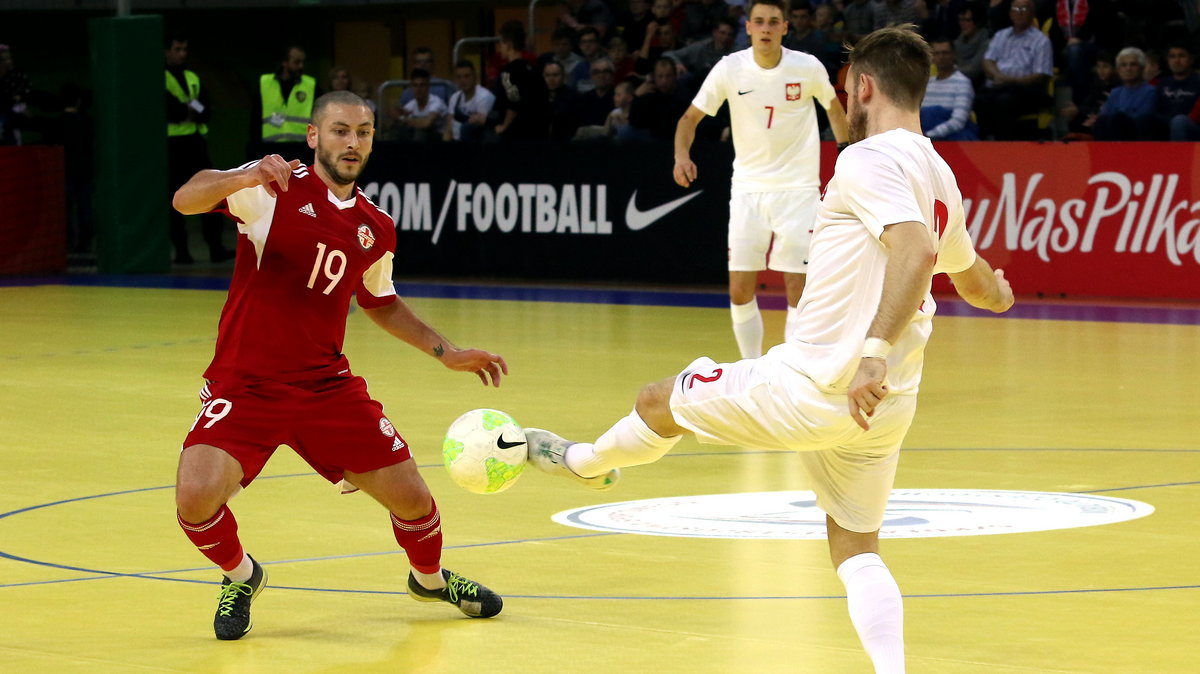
1, 283, 1197, 673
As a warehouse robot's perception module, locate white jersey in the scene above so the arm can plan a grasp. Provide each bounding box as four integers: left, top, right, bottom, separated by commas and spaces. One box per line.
691, 48, 836, 193
777, 129, 977, 394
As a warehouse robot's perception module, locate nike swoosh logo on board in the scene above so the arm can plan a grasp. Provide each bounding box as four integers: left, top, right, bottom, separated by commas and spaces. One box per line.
625, 190, 704, 231
737, 89, 753, 95
496, 435, 527, 449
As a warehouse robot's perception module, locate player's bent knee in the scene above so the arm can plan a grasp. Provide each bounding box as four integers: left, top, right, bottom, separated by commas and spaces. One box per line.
174, 480, 229, 523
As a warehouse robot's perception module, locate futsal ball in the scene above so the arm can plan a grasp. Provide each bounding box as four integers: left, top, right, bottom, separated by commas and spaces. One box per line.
442, 408, 528, 494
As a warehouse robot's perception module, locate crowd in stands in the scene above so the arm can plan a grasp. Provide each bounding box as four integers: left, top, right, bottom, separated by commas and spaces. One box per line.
374, 0, 1200, 144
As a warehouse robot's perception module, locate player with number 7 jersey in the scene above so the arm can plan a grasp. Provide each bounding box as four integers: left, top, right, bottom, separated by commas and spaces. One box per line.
171, 91, 508, 642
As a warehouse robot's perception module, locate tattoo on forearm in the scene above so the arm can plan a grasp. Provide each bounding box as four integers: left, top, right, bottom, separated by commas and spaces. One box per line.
433, 344, 445, 358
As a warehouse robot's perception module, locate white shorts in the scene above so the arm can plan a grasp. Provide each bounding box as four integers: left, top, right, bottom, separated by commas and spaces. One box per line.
668, 354, 917, 533
727, 188, 820, 273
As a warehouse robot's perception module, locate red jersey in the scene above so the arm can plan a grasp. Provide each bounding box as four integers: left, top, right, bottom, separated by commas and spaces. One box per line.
206, 162, 397, 384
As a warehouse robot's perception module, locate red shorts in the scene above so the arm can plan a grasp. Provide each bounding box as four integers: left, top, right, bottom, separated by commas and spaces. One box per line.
183, 376, 412, 487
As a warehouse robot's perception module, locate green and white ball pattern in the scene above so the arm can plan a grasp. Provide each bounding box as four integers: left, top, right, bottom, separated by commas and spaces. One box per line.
442, 408, 527, 494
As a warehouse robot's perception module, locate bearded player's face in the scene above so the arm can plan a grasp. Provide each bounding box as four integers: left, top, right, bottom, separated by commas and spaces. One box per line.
310, 103, 374, 186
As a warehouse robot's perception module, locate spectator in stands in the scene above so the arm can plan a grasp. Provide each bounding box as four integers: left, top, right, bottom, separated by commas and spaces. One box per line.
560, 0, 617, 41
607, 36, 639, 83
814, 4, 845, 54
615, 0, 655, 57
975, 0, 1053, 139
783, 2, 827, 59
605, 80, 636, 139
842, 0, 877, 44
328, 67, 351, 93
543, 62, 581, 141
1148, 44, 1200, 139
165, 34, 229, 264
1093, 47, 1156, 140
1173, 97, 1200, 140
1144, 49, 1163, 85
0, 44, 31, 145
256, 45, 316, 143
401, 47, 453, 105
541, 27, 586, 80
920, 0, 966, 42
49, 82, 93, 254
664, 17, 738, 89
1048, 0, 1121, 107
391, 68, 447, 142
873, 0, 924, 31
571, 27, 607, 92
494, 21, 550, 141
443, 60, 495, 142
354, 78, 377, 114
681, 0, 731, 44
954, 6, 989, 87
628, 57, 691, 141
987, 0, 1013, 35
576, 57, 618, 128
1061, 50, 1117, 139
637, 0, 682, 73
921, 38, 979, 139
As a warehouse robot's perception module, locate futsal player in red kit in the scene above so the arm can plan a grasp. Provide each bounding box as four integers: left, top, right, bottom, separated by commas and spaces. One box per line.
172, 90, 507, 640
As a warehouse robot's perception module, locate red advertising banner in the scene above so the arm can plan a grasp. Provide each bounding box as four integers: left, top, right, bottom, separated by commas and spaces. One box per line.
794, 141, 1200, 300
932, 142, 1200, 299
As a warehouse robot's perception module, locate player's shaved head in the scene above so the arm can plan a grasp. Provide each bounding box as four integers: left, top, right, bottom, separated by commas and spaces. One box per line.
312, 91, 371, 126
847, 26, 931, 110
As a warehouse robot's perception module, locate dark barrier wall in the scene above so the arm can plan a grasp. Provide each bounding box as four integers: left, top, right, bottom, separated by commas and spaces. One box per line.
0, 146, 66, 276
363, 140, 736, 285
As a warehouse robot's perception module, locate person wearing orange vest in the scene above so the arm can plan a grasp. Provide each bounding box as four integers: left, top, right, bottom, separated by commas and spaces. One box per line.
166, 35, 230, 264
257, 45, 317, 143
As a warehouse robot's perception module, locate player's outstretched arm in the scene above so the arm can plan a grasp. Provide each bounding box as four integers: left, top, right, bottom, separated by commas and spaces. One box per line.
948, 256, 1014, 313
848, 221, 936, 430
363, 300, 508, 387
173, 155, 302, 215
673, 105, 706, 188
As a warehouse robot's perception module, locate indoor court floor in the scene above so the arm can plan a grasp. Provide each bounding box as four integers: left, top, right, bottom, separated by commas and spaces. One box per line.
1, 279, 1197, 673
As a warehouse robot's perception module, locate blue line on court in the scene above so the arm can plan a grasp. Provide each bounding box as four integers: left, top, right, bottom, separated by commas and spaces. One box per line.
2, 465, 1197, 600
5, 275, 1199, 325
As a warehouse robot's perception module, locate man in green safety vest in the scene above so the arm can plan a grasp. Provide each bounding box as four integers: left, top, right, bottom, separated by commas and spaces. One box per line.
259, 45, 316, 143
166, 35, 230, 264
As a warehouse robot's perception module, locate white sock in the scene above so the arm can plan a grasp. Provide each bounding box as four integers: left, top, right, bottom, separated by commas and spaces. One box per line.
730, 299, 763, 358
837, 553, 905, 674
224, 553, 254, 583
565, 410, 682, 478
412, 567, 446, 590
785, 305, 801, 341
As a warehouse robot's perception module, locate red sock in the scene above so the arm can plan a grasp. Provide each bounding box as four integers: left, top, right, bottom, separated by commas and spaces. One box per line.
178, 505, 245, 572
390, 499, 443, 574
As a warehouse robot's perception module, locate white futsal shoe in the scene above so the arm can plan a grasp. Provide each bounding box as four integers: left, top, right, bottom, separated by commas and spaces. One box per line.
524, 428, 620, 491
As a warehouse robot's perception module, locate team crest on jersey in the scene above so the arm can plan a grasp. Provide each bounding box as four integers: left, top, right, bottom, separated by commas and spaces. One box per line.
379, 417, 396, 437
357, 224, 376, 250
786, 83, 802, 101
296, 90, 307, 103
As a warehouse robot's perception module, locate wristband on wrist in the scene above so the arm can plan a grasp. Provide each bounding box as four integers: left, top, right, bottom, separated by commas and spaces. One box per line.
861, 337, 891, 360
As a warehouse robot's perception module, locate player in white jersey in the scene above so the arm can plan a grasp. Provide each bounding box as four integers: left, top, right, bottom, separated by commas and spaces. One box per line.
674, 0, 849, 359
527, 27, 1014, 673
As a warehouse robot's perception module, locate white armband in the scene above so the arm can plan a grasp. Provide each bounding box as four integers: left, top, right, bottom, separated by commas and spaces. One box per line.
861, 337, 892, 360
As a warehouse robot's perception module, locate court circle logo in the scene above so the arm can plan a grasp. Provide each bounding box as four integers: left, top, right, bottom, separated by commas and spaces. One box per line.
551, 490, 1155, 540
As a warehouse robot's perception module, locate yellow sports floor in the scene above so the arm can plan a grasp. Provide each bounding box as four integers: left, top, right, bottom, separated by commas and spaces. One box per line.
1, 284, 1197, 673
